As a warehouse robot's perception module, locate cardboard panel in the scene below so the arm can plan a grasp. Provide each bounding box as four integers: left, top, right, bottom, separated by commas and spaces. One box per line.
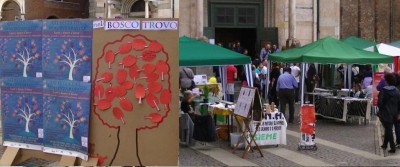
89, 19, 178, 166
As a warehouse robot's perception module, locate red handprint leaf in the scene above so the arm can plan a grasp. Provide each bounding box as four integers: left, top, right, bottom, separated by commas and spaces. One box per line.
149, 41, 163, 53
146, 93, 160, 111
121, 81, 134, 90
160, 89, 171, 105
132, 39, 146, 51
135, 84, 145, 104
96, 72, 113, 83
105, 50, 115, 69
129, 65, 140, 80
142, 50, 156, 62
145, 113, 162, 123
112, 107, 125, 124
120, 98, 133, 112
98, 100, 111, 111
117, 69, 128, 84
105, 87, 116, 101
156, 60, 169, 81
122, 55, 137, 67
94, 85, 105, 99
148, 82, 162, 94
114, 86, 127, 97
145, 72, 159, 82
119, 43, 132, 54
142, 63, 156, 74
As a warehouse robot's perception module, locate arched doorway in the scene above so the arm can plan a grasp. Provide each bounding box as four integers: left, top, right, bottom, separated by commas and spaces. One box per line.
1, 0, 20, 21
121, 0, 156, 18
47, 15, 59, 19
130, 0, 145, 18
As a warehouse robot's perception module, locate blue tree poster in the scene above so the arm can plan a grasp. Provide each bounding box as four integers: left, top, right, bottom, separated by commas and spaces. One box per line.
1, 77, 43, 150
43, 79, 91, 160
0, 20, 43, 78
42, 20, 92, 82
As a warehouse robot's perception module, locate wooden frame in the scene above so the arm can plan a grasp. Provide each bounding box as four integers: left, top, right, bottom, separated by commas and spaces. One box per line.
0, 147, 98, 166
231, 87, 264, 158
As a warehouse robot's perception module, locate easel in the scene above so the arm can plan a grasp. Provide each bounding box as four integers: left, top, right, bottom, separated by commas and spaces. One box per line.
0, 147, 98, 166
232, 87, 264, 159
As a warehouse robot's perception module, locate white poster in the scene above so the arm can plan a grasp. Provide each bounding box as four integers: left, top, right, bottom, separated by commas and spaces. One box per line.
234, 87, 255, 117
247, 112, 287, 146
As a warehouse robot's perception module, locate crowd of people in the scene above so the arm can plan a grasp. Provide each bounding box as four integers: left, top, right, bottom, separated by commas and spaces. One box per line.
179, 40, 400, 152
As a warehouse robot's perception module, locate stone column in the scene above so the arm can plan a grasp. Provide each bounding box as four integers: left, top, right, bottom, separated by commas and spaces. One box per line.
196, 0, 203, 38
145, 0, 150, 18
288, 0, 296, 39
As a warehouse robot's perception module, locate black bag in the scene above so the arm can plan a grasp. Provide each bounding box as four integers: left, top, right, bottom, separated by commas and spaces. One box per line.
183, 68, 195, 90
193, 115, 216, 142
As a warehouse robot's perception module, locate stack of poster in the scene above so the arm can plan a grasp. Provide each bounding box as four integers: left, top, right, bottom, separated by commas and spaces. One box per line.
1, 77, 43, 150
42, 20, 92, 160
0, 20, 43, 151
0, 20, 93, 161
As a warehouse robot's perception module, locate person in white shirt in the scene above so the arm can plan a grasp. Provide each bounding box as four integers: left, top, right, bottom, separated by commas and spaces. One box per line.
290, 64, 301, 102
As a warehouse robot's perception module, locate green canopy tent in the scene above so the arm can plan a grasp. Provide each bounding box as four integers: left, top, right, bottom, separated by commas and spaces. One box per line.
179, 36, 251, 66
268, 36, 393, 104
269, 37, 391, 64
179, 36, 253, 100
341, 36, 376, 51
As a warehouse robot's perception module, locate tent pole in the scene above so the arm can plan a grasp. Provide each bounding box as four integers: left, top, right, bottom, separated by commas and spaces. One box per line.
219, 66, 227, 101
266, 61, 272, 101
301, 63, 306, 105
348, 64, 352, 90
343, 65, 347, 89
247, 64, 254, 87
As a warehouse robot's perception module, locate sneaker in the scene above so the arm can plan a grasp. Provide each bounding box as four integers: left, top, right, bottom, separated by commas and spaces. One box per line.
381, 145, 387, 149
388, 149, 396, 153
396, 144, 400, 148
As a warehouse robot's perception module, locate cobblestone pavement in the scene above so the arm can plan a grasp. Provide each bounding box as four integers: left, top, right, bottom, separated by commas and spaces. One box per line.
179, 145, 225, 166
179, 104, 400, 166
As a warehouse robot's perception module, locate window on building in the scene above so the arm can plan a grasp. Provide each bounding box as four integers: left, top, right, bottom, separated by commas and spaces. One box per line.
215, 7, 234, 24
237, 8, 256, 24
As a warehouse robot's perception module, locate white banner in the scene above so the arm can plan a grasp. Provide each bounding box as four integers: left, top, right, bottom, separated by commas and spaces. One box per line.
142, 21, 178, 30
105, 20, 141, 30
247, 112, 287, 146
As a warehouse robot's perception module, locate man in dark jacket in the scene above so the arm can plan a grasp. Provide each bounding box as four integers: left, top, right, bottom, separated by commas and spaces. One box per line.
378, 73, 400, 153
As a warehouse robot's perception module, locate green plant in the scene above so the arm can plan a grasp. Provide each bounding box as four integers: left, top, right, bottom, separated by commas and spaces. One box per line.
203, 86, 210, 99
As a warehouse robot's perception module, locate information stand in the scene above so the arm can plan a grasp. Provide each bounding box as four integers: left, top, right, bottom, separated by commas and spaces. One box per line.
232, 87, 264, 159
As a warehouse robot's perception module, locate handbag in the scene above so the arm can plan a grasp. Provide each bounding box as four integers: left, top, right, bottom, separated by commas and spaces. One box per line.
182, 68, 195, 90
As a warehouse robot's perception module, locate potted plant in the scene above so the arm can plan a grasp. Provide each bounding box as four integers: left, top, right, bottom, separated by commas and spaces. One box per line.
202, 85, 210, 103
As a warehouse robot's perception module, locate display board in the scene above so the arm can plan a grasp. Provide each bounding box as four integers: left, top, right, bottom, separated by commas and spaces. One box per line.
0, 20, 42, 77
1, 77, 43, 150
234, 87, 263, 120
373, 72, 384, 106
42, 79, 91, 160
89, 19, 178, 166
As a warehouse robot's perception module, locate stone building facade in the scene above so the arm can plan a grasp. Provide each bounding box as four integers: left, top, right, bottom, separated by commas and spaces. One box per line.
341, 0, 400, 43
179, 0, 400, 53
0, 0, 89, 21
88, 0, 178, 19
